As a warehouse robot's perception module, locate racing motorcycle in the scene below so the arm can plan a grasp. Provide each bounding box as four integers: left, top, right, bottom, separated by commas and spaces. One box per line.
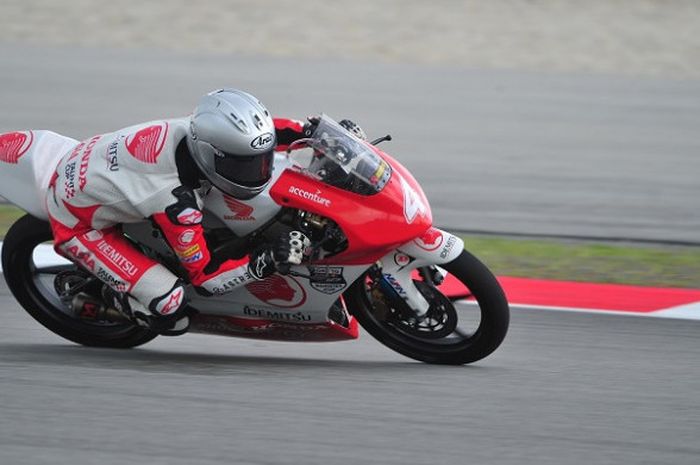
0, 116, 508, 365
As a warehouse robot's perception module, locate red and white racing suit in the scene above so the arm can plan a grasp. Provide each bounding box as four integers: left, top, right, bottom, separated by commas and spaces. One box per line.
46, 117, 306, 322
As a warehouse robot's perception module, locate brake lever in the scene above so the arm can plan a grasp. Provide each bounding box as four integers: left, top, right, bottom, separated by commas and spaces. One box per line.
370, 134, 392, 145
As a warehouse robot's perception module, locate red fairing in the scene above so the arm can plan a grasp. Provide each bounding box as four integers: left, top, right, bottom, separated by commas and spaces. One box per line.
269, 150, 432, 265
151, 212, 248, 286
189, 314, 360, 342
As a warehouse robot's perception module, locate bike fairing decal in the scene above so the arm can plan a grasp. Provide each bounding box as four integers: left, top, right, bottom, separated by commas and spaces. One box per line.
243, 306, 312, 322
400, 176, 427, 224
245, 274, 307, 308
414, 227, 443, 251
0, 130, 33, 164
308, 266, 347, 294
288, 186, 332, 207
440, 236, 458, 259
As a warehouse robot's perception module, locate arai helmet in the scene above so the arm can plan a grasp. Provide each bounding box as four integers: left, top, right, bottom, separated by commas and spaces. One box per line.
188, 89, 276, 199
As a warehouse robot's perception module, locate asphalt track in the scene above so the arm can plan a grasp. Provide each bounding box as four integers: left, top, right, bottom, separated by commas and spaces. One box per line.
1, 44, 699, 243
2, 278, 700, 465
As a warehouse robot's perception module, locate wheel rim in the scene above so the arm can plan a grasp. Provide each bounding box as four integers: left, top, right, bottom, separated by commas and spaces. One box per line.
360, 268, 483, 348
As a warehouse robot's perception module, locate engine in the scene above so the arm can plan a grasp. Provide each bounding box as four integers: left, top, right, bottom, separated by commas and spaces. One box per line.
294, 210, 348, 259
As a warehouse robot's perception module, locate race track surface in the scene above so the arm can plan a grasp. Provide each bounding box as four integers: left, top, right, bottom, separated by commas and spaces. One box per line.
2, 279, 700, 465
1, 45, 699, 243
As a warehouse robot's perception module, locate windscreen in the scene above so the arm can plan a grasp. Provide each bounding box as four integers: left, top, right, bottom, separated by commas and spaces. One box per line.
288, 115, 392, 195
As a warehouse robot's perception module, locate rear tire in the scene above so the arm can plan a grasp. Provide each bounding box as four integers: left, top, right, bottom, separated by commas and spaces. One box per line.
347, 249, 509, 365
1, 214, 157, 348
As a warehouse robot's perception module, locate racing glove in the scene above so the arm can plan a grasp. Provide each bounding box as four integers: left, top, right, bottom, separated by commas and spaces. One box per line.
248, 231, 311, 280
339, 119, 367, 141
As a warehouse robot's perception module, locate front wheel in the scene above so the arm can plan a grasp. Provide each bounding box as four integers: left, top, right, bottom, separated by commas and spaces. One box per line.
346, 250, 509, 365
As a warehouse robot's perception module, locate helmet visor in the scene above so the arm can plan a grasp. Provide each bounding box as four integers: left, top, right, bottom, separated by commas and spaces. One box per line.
214, 150, 274, 188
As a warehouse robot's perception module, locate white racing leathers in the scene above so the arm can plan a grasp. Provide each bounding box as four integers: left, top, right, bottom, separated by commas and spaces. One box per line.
45, 118, 253, 324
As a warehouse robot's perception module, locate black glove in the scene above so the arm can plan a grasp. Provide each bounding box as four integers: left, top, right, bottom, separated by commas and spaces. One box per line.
303, 116, 321, 137
339, 119, 367, 141
248, 231, 311, 280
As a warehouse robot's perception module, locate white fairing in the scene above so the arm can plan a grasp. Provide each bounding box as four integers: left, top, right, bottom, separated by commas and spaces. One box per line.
375, 228, 464, 317
201, 154, 291, 235
188, 265, 368, 324
0, 130, 78, 219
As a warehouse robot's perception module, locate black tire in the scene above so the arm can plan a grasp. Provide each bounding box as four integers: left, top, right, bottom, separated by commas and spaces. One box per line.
346, 249, 509, 365
1, 214, 157, 348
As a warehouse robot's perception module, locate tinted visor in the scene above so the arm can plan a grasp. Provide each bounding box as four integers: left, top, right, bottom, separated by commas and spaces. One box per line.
214, 150, 274, 187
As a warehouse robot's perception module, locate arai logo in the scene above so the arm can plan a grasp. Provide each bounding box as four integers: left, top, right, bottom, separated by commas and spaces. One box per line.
250, 132, 274, 150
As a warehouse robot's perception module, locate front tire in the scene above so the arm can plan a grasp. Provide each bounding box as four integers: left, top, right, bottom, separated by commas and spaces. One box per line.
346, 250, 509, 365
1, 214, 157, 348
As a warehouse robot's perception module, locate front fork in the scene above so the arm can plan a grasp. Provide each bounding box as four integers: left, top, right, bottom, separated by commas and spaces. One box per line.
376, 228, 464, 318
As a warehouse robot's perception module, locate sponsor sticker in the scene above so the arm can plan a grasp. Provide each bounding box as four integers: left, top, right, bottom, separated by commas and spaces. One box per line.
440, 236, 458, 259
393, 253, 413, 268
414, 228, 443, 251
83, 230, 104, 242
0, 131, 33, 164
308, 266, 347, 294
250, 132, 274, 150
156, 288, 184, 315
245, 275, 307, 308
105, 139, 120, 171
243, 306, 312, 322
78, 135, 102, 191
288, 186, 331, 207
223, 196, 255, 221
177, 243, 201, 259
177, 229, 196, 246
182, 251, 203, 264
96, 240, 139, 277
64, 162, 77, 199
176, 208, 203, 225
125, 123, 168, 164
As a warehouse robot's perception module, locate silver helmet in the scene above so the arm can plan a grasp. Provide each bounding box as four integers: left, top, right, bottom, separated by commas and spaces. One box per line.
187, 89, 276, 199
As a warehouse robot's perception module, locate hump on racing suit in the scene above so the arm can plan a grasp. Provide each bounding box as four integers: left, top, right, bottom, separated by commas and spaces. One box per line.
0, 130, 78, 219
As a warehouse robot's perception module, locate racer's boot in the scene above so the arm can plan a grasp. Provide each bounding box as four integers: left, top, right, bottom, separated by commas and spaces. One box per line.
109, 283, 191, 337
73, 284, 190, 337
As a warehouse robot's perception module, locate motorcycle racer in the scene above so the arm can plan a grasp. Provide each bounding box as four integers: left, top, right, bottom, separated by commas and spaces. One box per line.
45, 88, 328, 335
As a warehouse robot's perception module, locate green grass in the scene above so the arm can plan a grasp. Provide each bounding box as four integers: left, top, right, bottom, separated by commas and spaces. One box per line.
463, 235, 700, 289
0, 204, 697, 289
0, 204, 25, 237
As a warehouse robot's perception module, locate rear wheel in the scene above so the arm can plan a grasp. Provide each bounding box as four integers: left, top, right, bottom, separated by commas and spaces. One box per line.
1, 214, 157, 348
346, 249, 509, 365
